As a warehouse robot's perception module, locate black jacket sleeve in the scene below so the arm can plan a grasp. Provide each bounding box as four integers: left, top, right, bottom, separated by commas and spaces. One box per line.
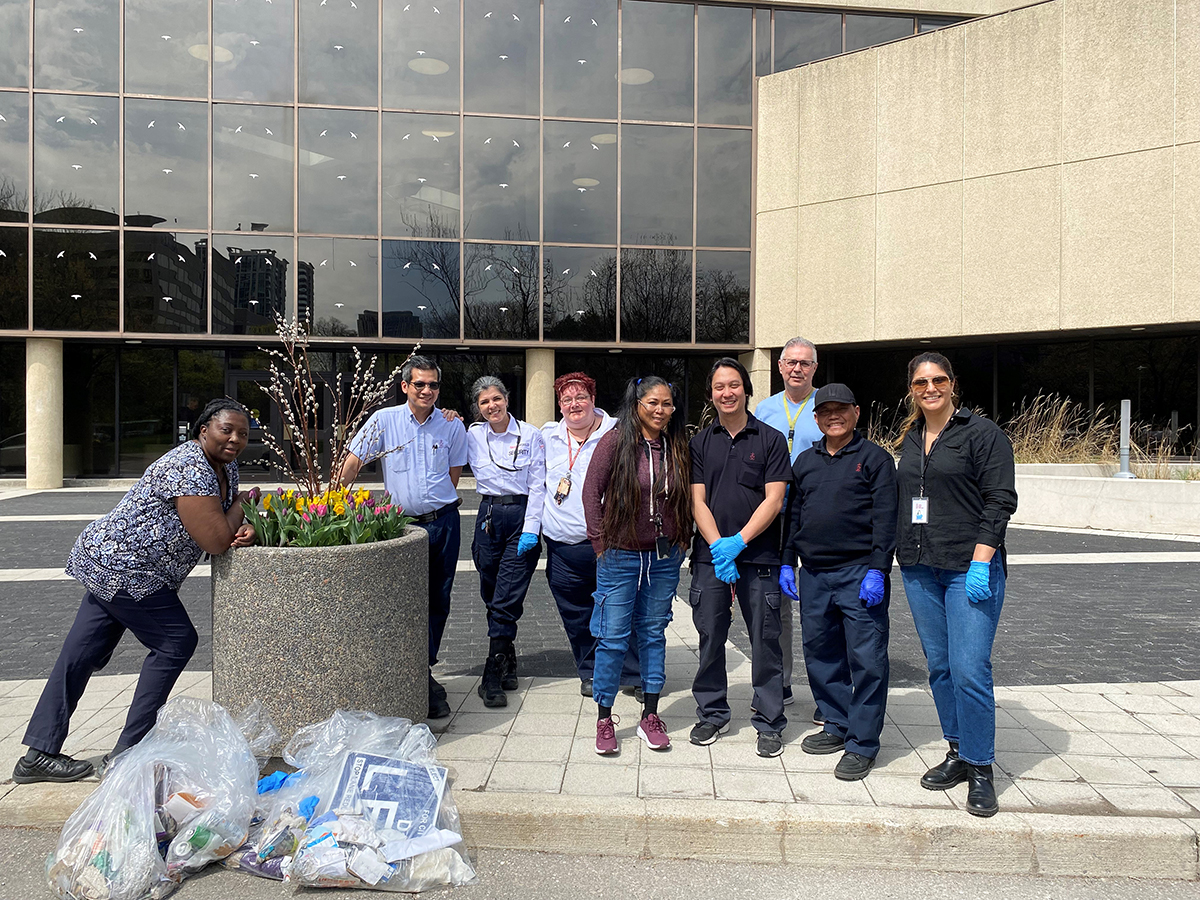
781, 460, 803, 567
973, 422, 1018, 549
866, 447, 898, 572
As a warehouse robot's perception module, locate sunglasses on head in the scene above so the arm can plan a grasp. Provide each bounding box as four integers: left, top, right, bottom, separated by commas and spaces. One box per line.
911, 375, 951, 390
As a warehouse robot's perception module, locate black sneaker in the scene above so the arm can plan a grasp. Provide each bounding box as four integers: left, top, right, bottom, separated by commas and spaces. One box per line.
782, 686, 794, 706
689, 721, 729, 746
478, 653, 508, 708
800, 730, 845, 755
12, 749, 94, 784
834, 751, 876, 781
580, 677, 594, 697
756, 731, 784, 758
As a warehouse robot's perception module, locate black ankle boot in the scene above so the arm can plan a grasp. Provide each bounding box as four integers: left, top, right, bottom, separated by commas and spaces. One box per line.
478, 653, 508, 708
920, 741, 968, 791
501, 643, 518, 691
965, 763, 999, 817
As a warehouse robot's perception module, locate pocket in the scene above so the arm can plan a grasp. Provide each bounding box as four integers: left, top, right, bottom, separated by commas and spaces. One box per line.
589, 591, 607, 638
687, 586, 703, 609
388, 446, 411, 474
762, 589, 782, 641
737, 463, 765, 489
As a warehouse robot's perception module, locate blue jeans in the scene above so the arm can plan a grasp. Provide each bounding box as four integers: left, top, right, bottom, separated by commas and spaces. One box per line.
901, 561, 1006, 766
590, 547, 683, 708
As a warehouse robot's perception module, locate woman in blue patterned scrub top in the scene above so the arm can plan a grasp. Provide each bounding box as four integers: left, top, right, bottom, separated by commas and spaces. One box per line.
12, 399, 257, 785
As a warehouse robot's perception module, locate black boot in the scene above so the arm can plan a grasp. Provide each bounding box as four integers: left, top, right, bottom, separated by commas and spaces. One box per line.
920, 741, 968, 791
965, 763, 999, 817
478, 653, 508, 708
501, 642, 518, 691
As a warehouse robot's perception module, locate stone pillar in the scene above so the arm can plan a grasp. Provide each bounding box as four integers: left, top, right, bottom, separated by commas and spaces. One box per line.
740, 347, 774, 406
26, 338, 64, 490
525, 347, 556, 427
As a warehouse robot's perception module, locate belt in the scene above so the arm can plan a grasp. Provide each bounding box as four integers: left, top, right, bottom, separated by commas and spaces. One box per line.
480, 494, 527, 506
409, 498, 462, 524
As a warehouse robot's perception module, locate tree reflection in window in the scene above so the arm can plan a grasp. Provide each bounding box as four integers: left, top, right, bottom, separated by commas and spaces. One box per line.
382, 239, 460, 339
619, 247, 691, 343
32, 228, 119, 330
541, 245, 615, 341
464, 242, 538, 341
695, 250, 749, 344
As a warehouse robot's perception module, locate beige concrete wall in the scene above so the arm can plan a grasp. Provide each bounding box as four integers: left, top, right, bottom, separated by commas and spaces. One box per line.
25, 338, 63, 490
755, 0, 1199, 350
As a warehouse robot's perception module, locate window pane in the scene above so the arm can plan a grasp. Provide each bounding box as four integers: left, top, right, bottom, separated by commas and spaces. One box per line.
118, 346, 173, 475
124, 232, 206, 333
696, 128, 750, 247
0, 94, 29, 220
297, 236, 378, 336
299, 108, 378, 236
695, 250, 748, 343
755, 7, 770, 77
620, 247, 691, 343
32, 228, 119, 329
463, 242, 538, 340
382, 239, 459, 339
542, 246, 616, 341
124, 99, 208, 230
33, 94, 119, 224
0, 0, 29, 88
383, 0, 459, 112
918, 17, 962, 34
34, 0, 118, 91
845, 14, 912, 53
298, 0, 379, 106
0, 342, 26, 475
462, 116, 538, 241
621, 0, 692, 123
463, 0, 538, 115
544, 0, 616, 119
61, 344, 116, 475
382, 112, 460, 238
621, 124, 691, 247
211, 234, 294, 335
125, 0, 207, 97
214, 0, 294, 103
543, 121, 616, 244
0, 227, 28, 327
213, 104, 294, 234
774, 10, 841, 72
698, 5, 751, 126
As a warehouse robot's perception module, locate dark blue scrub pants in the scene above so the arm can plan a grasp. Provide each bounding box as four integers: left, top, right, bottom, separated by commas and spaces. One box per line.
544, 537, 639, 683
798, 563, 890, 759
689, 561, 787, 734
24, 586, 198, 755
471, 496, 540, 640
416, 509, 460, 668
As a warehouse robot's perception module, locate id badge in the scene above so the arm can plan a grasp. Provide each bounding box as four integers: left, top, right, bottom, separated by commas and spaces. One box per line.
911, 497, 930, 524
655, 535, 672, 560
553, 475, 572, 506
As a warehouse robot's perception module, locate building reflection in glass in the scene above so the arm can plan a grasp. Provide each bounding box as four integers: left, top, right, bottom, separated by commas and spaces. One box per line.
210, 234, 293, 335
619, 247, 691, 343
33, 228, 119, 330
381, 239, 459, 339
0, 227, 28, 328
695, 250, 749, 344
298, 236, 378, 337
124, 231, 206, 333
541, 245, 616, 342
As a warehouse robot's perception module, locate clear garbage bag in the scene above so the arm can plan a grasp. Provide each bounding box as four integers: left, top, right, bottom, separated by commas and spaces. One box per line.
252, 710, 477, 891
46, 697, 261, 900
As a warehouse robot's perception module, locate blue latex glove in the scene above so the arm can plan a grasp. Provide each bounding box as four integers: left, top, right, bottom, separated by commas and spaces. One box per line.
965, 560, 992, 603
859, 569, 885, 607
298, 795, 319, 821
517, 532, 539, 556
709, 533, 746, 562
714, 555, 739, 584
779, 565, 799, 601
257, 770, 289, 794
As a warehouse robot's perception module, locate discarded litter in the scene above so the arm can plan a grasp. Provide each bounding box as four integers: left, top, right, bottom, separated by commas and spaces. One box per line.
47, 697, 260, 900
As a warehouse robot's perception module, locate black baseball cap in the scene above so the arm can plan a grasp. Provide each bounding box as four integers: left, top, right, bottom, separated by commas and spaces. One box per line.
813, 383, 857, 409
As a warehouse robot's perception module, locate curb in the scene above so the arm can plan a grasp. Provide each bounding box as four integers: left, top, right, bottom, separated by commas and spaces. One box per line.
4, 783, 1198, 881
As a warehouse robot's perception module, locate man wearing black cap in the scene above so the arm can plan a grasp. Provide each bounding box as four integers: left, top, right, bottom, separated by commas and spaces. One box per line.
779, 383, 897, 780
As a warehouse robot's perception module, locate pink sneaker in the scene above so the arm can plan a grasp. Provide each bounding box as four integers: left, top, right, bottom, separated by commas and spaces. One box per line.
595, 716, 619, 755
637, 713, 671, 751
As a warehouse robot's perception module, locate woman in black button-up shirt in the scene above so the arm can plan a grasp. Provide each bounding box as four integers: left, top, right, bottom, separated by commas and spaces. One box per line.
894, 352, 1017, 819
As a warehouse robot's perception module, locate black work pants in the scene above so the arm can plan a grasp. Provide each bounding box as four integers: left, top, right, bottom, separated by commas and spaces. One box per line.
471, 497, 540, 641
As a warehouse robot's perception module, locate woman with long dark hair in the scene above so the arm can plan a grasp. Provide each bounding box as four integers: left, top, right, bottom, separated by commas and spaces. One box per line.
583, 376, 692, 755
894, 352, 1017, 817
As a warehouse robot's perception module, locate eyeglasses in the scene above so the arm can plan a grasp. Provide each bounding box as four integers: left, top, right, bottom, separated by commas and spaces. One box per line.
911, 375, 951, 390
559, 393, 591, 407
780, 358, 816, 371
408, 380, 440, 391
640, 399, 675, 412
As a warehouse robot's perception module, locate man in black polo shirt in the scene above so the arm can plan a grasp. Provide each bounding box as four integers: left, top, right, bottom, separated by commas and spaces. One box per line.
780, 383, 897, 780
688, 358, 792, 758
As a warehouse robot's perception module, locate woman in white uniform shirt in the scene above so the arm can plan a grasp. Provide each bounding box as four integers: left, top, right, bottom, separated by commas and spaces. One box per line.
466, 375, 547, 708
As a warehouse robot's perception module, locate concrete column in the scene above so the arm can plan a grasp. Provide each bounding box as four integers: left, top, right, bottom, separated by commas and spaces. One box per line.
26, 337, 64, 490
739, 347, 774, 406
525, 348, 556, 428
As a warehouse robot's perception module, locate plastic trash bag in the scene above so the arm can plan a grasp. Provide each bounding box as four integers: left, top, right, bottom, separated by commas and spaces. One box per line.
232, 699, 281, 768
47, 697, 260, 900
250, 710, 476, 891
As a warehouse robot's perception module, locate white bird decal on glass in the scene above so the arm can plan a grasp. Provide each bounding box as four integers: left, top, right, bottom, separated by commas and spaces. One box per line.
512, 12, 518, 20
577, 187, 586, 192
498, 54, 508, 59
56, 251, 65, 258
335, 302, 344, 308
578, 59, 586, 64
591, 143, 599, 150
499, 306, 508, 311
563, 141, 570, 148
249, 39, 260, 45
350, 0, 356, 8
162, 295, 172, 301
431, 135, 439, 142
320, 259, 328, 266
248, 173, 259, 178
416, 49, 425, 55
432, 263, 440, 269
402, 133, 410, 139
334, 44, 344, 50
590, 269, 597, 276
511, 266, 518, 273
590, 18, 598, 26
320, 130, 328, 136
235, 126, 243, 133
89, 252, 97, 259
484, 10, 492, 17
403, 262, 411, 268
417, 304, 426, 310
349, 131, 358, 139
432, 5, 439, 12
0, 114, 5, 121
264, 127, 273, 135
73, 27, 83, 32
484, 137, 491, 144
71, 293, 82, 299
177, 254, 185, 261
498, 183, 508, 188
562, 268, 570, 274
148, 121, 155, 128
348, 260, 357, 266
485, 264, 492, 270
161, 34, 171, 40
162, 168, 173, 174
88, 118, 97, 125
563, 15, 570, 22
56, 116, 66, 123
337, 174, 347, 180
417, 177, 426, 182
402, 3, 409, 9
177, 122, 186, 130
512, 139, 519, 147
71, 164, 82, 170
147, 253, 155, 260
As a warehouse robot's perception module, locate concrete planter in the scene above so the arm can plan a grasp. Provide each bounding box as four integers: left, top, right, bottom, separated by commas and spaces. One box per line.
211, 528, 429, 747
1013, 473, 1200, 536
